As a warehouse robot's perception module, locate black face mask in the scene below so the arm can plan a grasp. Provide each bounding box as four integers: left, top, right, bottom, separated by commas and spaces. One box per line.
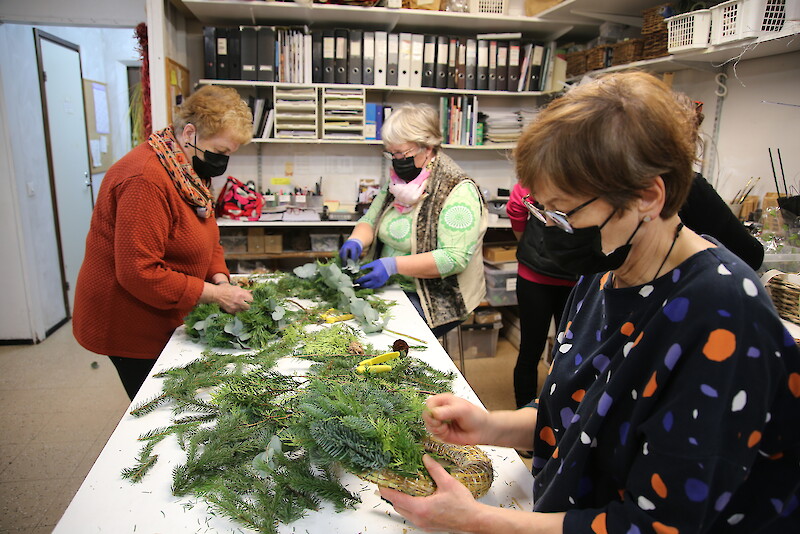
542, 214, 644, 276
392, 156, 423, 182
188, 136, 229, 180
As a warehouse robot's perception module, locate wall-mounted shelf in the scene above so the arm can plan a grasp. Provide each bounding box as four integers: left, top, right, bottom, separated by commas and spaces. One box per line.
181, 0, 596, 40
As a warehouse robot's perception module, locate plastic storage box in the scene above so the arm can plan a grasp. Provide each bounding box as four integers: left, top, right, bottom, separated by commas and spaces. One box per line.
484, 262, 518, 291
459, 321, 502, 359
710, 0, 787, 44
310, 234, 340, 252
469, 0, 507, 15
666, 9, 712, 52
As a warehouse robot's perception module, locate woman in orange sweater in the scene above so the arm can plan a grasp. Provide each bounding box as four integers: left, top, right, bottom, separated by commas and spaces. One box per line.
73, 86, 254, 399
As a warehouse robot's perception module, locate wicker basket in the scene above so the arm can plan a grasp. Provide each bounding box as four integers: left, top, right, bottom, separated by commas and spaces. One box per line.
766, 273, 800, 326
610, 38, 644, 66
642, 30, 670, 59
585, 45, 613, 71
565, 50, 588, 77
642, 3, 675, 34
358, 437, 494, 498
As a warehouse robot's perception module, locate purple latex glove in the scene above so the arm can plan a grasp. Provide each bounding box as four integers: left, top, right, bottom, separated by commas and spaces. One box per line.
339, 238, 363, 262
355, 257, 398, 289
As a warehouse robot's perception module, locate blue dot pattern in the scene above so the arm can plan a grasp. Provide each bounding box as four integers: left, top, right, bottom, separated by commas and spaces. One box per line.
531, 246, 800, 533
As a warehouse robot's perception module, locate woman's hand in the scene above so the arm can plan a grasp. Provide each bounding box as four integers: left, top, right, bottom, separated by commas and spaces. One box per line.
379, 454, 483, 533
211, 282, 253, 314
424, 393, 490, 446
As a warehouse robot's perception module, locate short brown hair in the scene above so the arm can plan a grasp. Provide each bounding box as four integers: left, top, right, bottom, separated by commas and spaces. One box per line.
173, 85, 253, 145
514, 71, 695, 217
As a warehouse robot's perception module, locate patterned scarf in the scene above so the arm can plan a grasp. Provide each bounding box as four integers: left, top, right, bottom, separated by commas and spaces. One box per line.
148, 127, 214, 218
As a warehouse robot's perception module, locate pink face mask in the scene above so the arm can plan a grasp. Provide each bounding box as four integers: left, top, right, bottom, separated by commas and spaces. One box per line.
389, 167, 430, 213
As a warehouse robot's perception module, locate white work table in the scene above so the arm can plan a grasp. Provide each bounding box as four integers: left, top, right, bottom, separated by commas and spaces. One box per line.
55, 288, 534, 533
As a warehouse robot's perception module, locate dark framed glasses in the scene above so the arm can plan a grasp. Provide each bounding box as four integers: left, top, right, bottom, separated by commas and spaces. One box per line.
382, 146, 422, 161
521, 194, 599, 234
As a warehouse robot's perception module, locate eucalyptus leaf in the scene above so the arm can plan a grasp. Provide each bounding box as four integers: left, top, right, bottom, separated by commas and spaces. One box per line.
293, 263, 318, 279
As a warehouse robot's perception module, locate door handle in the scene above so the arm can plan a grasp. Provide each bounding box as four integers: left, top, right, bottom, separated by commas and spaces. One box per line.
84, 171, 92, 188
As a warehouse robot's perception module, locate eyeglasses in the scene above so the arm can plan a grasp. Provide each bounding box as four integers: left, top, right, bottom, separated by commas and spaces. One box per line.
382, 146, 423, 161
521, 194, 599, 234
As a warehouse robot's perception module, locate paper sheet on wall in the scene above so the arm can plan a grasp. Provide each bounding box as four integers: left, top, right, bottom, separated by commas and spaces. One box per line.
92, 82, 110, 134
89, 139, 102, 167
99, 135, 108, 153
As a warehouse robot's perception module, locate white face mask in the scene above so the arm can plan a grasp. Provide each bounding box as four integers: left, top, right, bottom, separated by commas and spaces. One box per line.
389, 179, 428, 213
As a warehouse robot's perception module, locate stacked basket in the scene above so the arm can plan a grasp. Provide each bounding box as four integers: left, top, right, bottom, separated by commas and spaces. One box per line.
641, 3, 673, 59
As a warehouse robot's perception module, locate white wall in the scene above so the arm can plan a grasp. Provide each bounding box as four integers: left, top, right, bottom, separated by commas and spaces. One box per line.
0, 23, 138, 341
0, 0, 145, 27
668, 50, 800, 204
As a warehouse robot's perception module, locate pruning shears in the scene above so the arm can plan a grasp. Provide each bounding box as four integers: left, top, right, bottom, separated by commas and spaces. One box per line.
356, 351, 400, 374
320, 308, 355, 324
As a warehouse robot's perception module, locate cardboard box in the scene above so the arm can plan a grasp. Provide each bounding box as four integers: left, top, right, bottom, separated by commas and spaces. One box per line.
483, 245, 517, 263
247, 227, 265, 253
525, 0, 562, 17
264, 234, 283, 253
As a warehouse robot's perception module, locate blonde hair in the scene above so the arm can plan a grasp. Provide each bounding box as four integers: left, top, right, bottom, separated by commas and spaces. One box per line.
514, 71, 695, 218
381, 103, 443, 150
173, 85, 253, 145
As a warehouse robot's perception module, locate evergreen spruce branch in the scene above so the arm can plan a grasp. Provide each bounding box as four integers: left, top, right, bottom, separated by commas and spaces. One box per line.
129, 393, 168, 417
121, 435, 165, 482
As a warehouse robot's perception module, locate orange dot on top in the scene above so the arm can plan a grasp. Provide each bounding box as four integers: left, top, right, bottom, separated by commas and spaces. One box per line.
651, 473, 668, 498
621, 322, 635, 336
590, 512, 608, 534
788, 372, 800, 398
643, 372, 658, 398
571, 389, 586, 402
652, 521, 679, 534
540, 426, 556, 447
748, 430, 762, 448
702, 329, 736, 362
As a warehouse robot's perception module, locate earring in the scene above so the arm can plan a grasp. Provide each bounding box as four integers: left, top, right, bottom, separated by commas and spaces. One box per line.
643, 215, 652, 222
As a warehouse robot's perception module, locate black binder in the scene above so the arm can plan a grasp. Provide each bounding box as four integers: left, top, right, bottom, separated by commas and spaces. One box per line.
240, 26, 258, 81
322, 29, 335, 84
455, 37, 467, 90
434, 35, 448, 90
488, 40, 497, 91
447, 36, 458, 89
507, 40, 521, 92
257, 26, 275, 82
227, 27, 242, 80
386, 32, 399, 86
334, 29, 348, 84
421, 34, 436, 88
203, 27, 216, 79
311, 30, 323, 84
465, 38, 477, 91
477, 39, 489, 91
348, 30, 362, 85
215, 27, 230, 79
496, 41, 508, 91
363, 31, 375, 85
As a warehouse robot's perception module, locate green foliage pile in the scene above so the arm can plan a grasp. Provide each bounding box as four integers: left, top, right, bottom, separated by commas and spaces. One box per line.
123, 320, 455, 533
183, 259, 393, 349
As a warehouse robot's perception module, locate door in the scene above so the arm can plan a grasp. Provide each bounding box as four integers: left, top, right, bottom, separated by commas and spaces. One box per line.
34, 30, 94, 313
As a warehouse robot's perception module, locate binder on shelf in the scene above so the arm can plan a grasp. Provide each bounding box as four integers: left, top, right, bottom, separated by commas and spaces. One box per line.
434, 35, 448, 90
447, 36, 458, 89
261, 107, 275, 139
386, 32, 399, 86
374, 31, 388, 86
528, 43, 544, 92
304, 30, 312, 84
348, 29, 363, 85
363, 31, 375, 85
251, 97, 266, 136
257, 26, 275, 82
518, 42, 533, 92
410, 34, 424, 89
311, 29, 323, 84
386, 33, 399, 86
240, 26, 258, 81
496, 40, 508, 91
215, 27, 230, 79
538, 41, 556, 92
477, 39, 489, 91
455, 37, 467, 90
322, 29, 335, 84
334, 29, 348, 84
365, 102, 379, 140
507, 40, 521, 92
398, 33, 412, 88
465, 38, 477, 91
421, 34, 436, 88
227, 27, 242, 80
203, 27, 216, 79
488, 40, 497, 91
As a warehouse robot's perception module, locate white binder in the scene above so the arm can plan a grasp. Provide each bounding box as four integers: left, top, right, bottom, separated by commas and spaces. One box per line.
410, 33, 425, 89
398, 32, 413, 88
374, 31, 388, 87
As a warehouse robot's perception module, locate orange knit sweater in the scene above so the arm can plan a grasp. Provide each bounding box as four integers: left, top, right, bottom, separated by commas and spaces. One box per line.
73, 143, 229, 359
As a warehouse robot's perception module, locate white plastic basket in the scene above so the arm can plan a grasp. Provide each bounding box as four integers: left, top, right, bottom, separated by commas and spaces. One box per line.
710, 0, 787, 45
468, 0, 508, 15
666, 9, 712, 52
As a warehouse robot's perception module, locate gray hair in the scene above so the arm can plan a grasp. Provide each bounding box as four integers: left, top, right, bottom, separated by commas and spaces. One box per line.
381, 103, 443, 150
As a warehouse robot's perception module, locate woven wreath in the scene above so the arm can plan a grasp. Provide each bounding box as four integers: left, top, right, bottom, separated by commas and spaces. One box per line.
359, 436, 494, 498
